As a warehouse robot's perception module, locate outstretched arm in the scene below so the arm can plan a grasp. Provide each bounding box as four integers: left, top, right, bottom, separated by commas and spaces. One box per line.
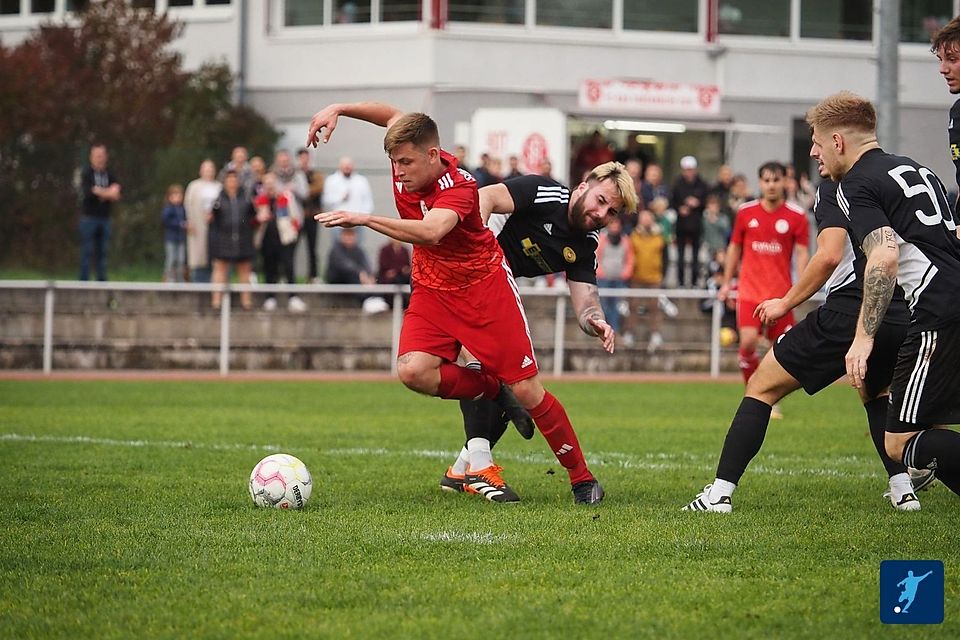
306, 102, 405, 147
846, 226, 899, 388
316, 207, 460, 246
756, 227, 845, 325
569, 280, 615, 354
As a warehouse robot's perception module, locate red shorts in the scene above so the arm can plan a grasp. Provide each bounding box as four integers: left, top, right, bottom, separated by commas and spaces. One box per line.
737, 298, 794, 341
399, 261, 539, 384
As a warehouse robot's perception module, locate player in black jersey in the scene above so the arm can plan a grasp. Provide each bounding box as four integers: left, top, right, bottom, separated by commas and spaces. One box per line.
808, 91, 960, 499
683, 175, 928, 512
932, 16, 960, 211
439, 162, 638, 504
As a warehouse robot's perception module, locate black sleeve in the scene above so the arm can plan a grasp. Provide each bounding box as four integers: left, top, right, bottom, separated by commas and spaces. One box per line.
838, 175, 890, 248
565, 236, 599, 284
503, 175, 563, 214
813, 182, 847, 233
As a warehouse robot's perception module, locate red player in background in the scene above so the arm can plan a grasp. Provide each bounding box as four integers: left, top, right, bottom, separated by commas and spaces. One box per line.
719, 161, 810, 417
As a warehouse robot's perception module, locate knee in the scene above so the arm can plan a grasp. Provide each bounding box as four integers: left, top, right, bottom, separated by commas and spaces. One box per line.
510, 377, 545, 409
396, 360, 432, 394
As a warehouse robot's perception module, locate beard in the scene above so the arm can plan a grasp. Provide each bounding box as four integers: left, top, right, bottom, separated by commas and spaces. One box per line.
569, 191, 594, 234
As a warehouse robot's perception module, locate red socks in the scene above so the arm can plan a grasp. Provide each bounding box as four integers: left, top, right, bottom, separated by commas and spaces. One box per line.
436, 363, 500, 400
738, 347, 759, 384
530, 391, 593, 485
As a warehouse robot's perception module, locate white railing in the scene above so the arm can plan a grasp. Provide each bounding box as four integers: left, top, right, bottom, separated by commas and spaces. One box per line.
1, 280, 819, 377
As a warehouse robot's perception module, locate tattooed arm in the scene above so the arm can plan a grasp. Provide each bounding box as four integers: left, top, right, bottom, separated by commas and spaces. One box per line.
845, 225, 899, 389
569, 280, 615, 353
857, 226, 900, 338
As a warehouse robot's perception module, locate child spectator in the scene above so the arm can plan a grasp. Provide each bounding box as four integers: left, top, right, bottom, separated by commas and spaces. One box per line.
648, 196, 675, 285
702, 193, 731, 264
161, 184, 187, 282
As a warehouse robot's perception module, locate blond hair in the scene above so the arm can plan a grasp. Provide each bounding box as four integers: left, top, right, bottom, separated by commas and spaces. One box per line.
805, 91, 877, 135
586, 161, 639, 214
383, 113, 440, 155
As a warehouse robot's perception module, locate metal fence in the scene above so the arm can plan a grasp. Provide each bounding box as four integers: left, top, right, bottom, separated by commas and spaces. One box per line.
0, 279, 803, 378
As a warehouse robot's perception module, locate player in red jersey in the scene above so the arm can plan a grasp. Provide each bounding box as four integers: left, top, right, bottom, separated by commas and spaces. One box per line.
307, 102, 612, 505
719, 162, 809, 415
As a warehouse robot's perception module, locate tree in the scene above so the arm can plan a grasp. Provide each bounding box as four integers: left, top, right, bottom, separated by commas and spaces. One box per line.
0, 0, 277, 273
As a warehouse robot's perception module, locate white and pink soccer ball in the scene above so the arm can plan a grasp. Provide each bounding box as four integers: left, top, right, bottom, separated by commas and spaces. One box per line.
249, 453, 313, 509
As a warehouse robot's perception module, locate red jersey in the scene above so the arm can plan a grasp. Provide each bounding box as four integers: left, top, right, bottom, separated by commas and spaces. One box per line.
392, 150, 503, 290
730, 199, 809, 302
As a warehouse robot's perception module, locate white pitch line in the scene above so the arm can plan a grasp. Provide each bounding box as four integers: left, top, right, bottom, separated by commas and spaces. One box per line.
0, 432, 884, 480
418, 531, 511, 545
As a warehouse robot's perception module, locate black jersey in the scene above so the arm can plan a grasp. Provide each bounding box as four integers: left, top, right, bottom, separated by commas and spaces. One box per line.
838, 148, 960, 330
815, 181, 908, 324
490, 175, 599, 284
949, 99, 960, 205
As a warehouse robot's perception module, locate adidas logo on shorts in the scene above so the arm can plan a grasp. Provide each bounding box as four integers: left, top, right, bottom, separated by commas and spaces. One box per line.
521, 355, 534, 368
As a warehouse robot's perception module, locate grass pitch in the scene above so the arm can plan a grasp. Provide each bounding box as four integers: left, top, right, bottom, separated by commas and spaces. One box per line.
1, 379, 957, 639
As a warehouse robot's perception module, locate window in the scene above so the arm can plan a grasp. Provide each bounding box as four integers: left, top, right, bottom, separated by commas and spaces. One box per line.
800, 0, 872, 41
0, 0, 19, 14
334, 0, 371, 24
718, 0, 789, 37
285, 0, 323, 26
285, 0, 380, 26
30, 0, 53, 12
901, 0, 953, 44
536, 0, 612, 29
380, 0, 419, 21
168, 0, 194, 6
623, 0, 698, 33
65, 0, 88, 11
206, 0, 232, 4
448, 1, 524, 25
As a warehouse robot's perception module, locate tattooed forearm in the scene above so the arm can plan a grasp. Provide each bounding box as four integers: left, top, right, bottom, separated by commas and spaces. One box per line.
858, 226, 898, 337
579, 305, 604, 336
571, 284, 605, 336
860, 261, 896, 337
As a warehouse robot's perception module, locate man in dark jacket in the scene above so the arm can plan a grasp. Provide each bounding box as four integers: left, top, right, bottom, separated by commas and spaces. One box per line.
79, 144, 121, 281
670, 155, 709, 287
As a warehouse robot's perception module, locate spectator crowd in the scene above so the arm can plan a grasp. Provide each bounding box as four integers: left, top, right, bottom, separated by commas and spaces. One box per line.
79, 135, 818, 352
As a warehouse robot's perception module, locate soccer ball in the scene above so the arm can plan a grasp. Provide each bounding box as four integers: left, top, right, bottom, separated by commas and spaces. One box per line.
719, 326, 738, 347
249, 453, 313, 509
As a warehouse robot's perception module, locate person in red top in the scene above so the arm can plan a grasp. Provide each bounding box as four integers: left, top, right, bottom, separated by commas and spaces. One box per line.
307, 102, 613, 505
719, 162, 810, 408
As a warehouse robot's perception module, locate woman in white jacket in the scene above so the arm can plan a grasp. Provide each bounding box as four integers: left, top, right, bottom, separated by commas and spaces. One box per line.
184, 159, 222, 283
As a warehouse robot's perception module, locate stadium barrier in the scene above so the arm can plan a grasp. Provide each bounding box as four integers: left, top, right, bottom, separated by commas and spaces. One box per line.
0, 280, 823, 377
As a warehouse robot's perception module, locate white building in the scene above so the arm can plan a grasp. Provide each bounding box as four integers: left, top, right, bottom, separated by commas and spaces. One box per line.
2, 0, 958, 212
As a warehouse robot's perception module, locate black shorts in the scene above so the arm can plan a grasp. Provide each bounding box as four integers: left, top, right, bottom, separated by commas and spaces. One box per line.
887, 324, 960, 432
773, 307, 907, 397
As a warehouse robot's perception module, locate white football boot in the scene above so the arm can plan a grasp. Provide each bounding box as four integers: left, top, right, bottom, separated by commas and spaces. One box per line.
884, 475, 921, 511
683, 484, 733, 513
